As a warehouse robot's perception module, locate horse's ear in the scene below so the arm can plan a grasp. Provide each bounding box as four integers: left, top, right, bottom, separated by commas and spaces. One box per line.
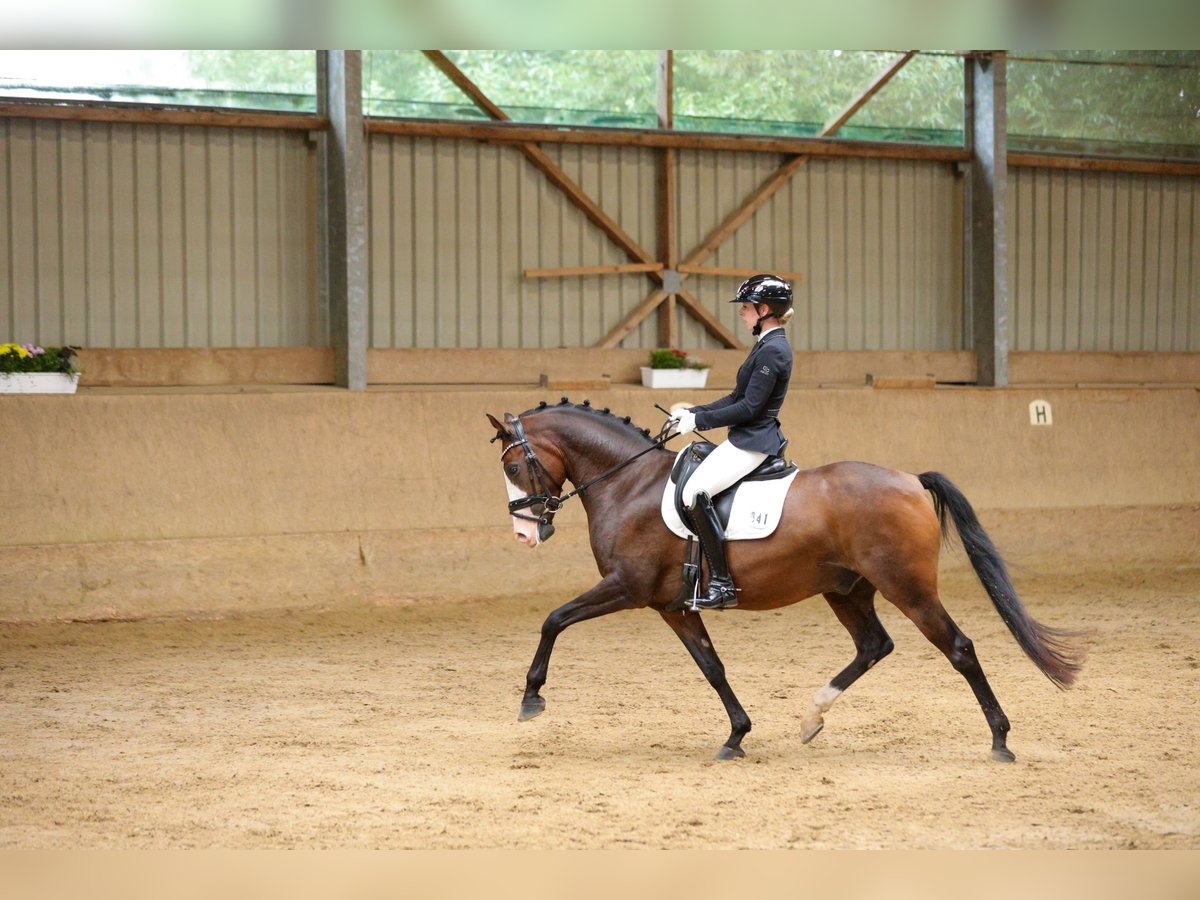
487, 413, 512, 443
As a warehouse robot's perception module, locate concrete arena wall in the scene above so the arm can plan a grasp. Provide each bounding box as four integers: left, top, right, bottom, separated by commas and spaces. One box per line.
2, 385, 1198, 621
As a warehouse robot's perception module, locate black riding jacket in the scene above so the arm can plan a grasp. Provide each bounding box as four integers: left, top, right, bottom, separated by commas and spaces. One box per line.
690, 327, 792, 455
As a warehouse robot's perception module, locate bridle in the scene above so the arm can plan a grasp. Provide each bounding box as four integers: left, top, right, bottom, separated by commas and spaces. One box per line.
494, 413, 676, 543
498, 417, 566, 542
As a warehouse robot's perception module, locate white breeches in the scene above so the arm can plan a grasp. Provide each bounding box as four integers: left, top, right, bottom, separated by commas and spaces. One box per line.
680, 440, 769, 508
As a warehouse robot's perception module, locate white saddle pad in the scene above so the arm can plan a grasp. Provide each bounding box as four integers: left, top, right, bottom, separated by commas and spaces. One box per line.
660, 447, 798, 541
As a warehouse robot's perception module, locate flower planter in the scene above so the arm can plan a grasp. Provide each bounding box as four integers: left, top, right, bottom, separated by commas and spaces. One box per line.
640, 367, 709, 389
0, 372, 81, 394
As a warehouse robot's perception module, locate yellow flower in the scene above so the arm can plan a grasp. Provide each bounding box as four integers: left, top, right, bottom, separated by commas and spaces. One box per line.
0, 343, 30, 358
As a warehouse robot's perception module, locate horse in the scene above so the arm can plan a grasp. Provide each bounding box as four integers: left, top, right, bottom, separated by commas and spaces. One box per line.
487, 399, 1083, 762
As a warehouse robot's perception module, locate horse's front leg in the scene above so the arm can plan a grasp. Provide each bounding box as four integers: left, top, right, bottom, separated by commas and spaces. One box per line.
658, 609, 752, 760
520, 574, 633, 721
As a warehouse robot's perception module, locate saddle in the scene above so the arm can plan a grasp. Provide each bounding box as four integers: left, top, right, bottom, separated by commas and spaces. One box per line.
661, 440, 798, 541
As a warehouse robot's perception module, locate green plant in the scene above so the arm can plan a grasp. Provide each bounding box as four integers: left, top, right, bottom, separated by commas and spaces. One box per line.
649, 348, 710, 370
0, 344, 79, 375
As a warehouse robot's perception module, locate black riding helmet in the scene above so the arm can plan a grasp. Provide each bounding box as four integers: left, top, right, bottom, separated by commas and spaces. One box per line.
731, 274, 792, 335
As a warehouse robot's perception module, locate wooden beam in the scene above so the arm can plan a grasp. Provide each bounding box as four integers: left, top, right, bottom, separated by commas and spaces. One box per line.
656, 50, 674, 131
524, 263, 663, 278
680, 265, 804, 282
422, 50, 659, 272
681, 155, 810, 269
658, 295, 677, 349
820, 51, 917, 136
421, 51, 509, 121
1009, 151, 1200, 178
676, 288, 744, 349
0, 100, 326, 131
598, 288, 670, 349
365, 117, 971, 163
521, 143, 659, 268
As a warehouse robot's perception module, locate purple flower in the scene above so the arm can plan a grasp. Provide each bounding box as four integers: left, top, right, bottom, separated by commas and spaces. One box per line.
23, 344, 45, 356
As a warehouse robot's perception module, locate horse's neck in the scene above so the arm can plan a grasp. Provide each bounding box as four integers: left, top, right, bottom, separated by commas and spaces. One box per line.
555, 425, 666, 489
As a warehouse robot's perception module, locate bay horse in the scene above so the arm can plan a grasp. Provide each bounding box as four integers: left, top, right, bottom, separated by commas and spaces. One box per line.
487, 399, 1083, 762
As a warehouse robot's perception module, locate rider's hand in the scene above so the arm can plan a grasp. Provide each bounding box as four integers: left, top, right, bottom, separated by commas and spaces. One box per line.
671, 409, 697, 435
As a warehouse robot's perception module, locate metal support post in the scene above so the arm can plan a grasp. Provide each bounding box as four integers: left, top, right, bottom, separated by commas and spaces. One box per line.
964, 52, 1009, 387
318, 51, 368, 390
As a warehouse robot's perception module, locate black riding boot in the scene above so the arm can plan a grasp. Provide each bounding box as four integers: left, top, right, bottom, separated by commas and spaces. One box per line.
687, 492, 738, 610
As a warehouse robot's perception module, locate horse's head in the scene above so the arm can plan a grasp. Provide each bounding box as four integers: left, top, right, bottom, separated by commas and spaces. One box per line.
487, 411, 568, 548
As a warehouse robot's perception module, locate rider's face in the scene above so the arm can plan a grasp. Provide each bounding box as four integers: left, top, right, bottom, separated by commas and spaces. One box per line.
738, 302, 763, 332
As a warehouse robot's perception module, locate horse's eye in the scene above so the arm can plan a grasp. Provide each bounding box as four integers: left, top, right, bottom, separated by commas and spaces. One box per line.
505, 464, 519, 477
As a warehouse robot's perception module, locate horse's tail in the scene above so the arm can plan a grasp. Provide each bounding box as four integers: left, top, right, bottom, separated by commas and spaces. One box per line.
918, 471, 1084, 690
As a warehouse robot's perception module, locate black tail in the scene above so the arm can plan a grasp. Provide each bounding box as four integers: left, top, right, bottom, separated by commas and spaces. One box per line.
919, 471, 1084, 689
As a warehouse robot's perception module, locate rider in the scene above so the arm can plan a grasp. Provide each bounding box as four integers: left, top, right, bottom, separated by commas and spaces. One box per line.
668, 274, 794, 609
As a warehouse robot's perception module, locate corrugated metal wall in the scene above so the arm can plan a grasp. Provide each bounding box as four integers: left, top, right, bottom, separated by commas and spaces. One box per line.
366, 136, 965, 350
5, 116, 1197, 354
1010, 167, 1199, 351
1, 118, 320, 348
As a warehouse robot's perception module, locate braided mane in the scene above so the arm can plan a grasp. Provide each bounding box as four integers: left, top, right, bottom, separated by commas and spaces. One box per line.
519, 397, 667, 450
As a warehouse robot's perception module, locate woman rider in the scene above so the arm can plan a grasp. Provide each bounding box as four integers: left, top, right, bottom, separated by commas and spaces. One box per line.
667, 274, 794, 609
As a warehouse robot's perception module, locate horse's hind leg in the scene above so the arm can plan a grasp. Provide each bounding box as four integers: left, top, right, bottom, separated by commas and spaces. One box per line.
659, 610, 751, 760
801, 579, 894, 744
887, 589, 1014, 762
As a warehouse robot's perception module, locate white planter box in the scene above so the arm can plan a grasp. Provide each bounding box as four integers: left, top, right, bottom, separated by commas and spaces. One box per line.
0, 372, 81, 394
640, 366, 709, 389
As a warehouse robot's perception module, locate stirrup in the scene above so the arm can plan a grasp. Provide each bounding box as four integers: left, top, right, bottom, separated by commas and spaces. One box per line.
687, 579, 739, 611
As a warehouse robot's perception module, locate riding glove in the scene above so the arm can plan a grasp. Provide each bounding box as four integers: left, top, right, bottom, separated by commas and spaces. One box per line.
671, 409, 697, 435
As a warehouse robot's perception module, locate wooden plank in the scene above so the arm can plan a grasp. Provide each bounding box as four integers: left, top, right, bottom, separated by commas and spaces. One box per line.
1010, 151, 1200, 178
821, 51, 917, 136
657, 294, 676, 349
657, 50, 673, 130
597, 287, 669, 349
0, 101, 326, 132
676, 287, 744, 349
524, 262, 663, 278
867, 375, 936, 389
366, 118, 971, 163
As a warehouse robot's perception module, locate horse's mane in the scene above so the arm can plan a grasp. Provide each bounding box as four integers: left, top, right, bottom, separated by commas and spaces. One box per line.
518, 397, 670, 452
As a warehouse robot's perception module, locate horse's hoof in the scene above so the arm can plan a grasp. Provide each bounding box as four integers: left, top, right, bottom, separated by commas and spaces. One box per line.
800, 718, 824, 744
518, 696, 545, 721
714, 745, 745, 761
991, 747, 1016, 763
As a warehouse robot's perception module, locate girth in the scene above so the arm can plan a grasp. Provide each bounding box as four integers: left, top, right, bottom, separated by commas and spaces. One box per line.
671, 440, 796, 531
